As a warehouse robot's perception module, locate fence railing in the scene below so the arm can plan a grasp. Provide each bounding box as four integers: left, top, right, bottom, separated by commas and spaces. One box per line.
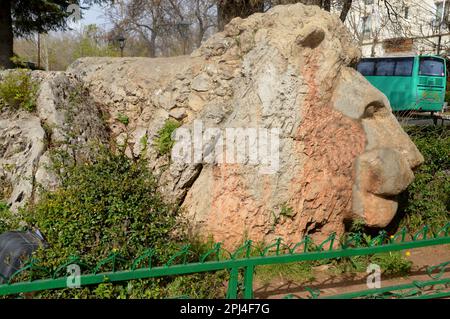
0, 223, 449, 299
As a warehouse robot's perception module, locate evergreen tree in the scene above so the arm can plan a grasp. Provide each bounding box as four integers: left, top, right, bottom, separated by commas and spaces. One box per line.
0, 0, 108, 69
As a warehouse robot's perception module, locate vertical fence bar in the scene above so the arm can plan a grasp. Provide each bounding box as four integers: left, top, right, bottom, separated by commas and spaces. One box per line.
243, 265, 254, 299
226, 268, 239, 299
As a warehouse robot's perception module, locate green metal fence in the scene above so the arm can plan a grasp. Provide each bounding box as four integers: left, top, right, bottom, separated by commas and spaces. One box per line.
0, 223, 449, 299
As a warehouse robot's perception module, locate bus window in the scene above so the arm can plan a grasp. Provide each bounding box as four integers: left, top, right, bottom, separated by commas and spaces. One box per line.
419, 57, 445, 76
357, 60, 375, 76
375, 59, 395, 76
394, 58, 414, 76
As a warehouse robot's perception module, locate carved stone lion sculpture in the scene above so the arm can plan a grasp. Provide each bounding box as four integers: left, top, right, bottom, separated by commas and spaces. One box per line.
1, 4, 423, 248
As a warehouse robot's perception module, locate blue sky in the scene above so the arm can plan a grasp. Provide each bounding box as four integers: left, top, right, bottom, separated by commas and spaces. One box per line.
81, 3, 110, 27
49, 4, 111, 35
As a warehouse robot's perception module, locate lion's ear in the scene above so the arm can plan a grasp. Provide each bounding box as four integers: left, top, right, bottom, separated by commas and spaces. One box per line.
296, 24, 325, 49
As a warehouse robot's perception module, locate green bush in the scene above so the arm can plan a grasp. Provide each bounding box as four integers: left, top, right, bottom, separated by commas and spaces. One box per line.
329, 229, 412, 276
0, 69, 38, 112
16, 147, 225, 298
154, 119, 180, 156
329, 251, 411, 276
116, 113, 129, 126
370, 252, 412, 276
0, 202, 18, 234
24, 149, 178, 265
402, 126, 450, 230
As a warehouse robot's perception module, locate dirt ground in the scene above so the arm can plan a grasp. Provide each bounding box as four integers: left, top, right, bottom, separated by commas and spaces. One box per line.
253, 244, 450, 299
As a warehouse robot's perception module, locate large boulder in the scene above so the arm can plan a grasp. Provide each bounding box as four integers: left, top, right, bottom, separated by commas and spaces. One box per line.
67, 4, 422, 247
0, 3, 424, 248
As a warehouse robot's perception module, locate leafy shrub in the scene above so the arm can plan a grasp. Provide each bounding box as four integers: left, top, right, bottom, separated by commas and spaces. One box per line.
154, 119, 180, 156
370, 252, 412, 276
0, 69, 38, 112
23, 148, 179, 265
17, 147, 225, 298
116, 113, 129, 126
329, 255, 369, 274
0, 202, 18, 234
330, 253, 411, 276
328, 250, 412, 276
348, 218, 366, 233
402, 126, 449, 230
329, 229, 412, 276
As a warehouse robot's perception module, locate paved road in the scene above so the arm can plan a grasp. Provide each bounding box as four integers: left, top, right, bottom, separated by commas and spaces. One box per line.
395, 113, 450, 126
398, 118, 450, 126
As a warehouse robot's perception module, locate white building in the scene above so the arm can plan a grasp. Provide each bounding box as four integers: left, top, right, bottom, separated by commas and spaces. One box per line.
344, 0, 450, 57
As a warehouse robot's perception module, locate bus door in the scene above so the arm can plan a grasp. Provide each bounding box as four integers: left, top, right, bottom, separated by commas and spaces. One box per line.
417, 56, 446, 112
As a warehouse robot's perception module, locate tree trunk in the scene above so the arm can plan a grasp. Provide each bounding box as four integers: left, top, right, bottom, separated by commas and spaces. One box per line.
323, 0, 331, 11
371, 34, 378, 57
304, 0, 322, 5
149, 32, 157, 58
339, 0, 352, 22
217, 0, 264, 31
195, 5, 205, 49
0, 0, 14, 69
196, 20, 205, 49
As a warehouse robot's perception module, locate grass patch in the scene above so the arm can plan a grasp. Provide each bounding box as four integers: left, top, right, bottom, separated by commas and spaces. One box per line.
401, 126, 449, 231
370, 252, 412, 276
328, 252, 411, 277
255, 262, 315, 285
116, 113, 129, 126
154, 119, 180, 156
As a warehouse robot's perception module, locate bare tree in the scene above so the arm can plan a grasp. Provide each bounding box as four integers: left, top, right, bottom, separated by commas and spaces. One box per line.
339, 0, 353, 22
192, 0, 217, 48
345, 0, 405, 56
106, 0, 217, 56
104, 0, 438, 59
344, 1, 450, 57
267, 0, 353, 21
106, 0, 168, 57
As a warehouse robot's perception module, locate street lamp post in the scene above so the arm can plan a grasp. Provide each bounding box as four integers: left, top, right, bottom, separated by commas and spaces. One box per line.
116, 35, 126, 57
176, 21, 190, 55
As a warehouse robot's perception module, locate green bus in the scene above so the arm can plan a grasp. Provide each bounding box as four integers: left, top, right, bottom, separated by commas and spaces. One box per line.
356, 55, 447, 112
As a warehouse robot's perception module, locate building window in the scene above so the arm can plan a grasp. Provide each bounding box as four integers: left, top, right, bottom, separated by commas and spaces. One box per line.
404, 6, 409, 19
364, 0, 374, 5
362, 15, 372, 37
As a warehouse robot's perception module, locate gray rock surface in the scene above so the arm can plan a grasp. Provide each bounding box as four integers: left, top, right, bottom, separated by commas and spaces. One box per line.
0, 71, 108, 211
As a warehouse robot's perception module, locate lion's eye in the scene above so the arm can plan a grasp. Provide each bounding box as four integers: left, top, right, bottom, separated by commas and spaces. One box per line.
362, 100, 386, 118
